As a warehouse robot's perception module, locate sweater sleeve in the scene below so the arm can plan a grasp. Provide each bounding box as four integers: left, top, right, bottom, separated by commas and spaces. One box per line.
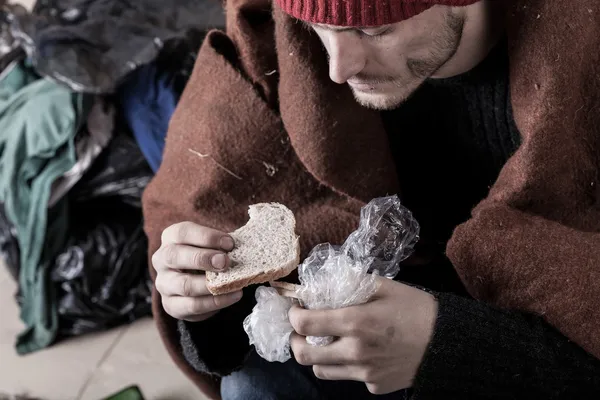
177, 284, 257, 377
412, 292, 600, 399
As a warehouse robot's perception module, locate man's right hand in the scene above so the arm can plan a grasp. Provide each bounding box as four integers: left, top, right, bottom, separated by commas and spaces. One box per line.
152, 222, 243, 322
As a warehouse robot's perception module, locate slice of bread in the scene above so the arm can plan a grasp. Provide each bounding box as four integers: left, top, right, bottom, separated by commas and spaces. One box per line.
206, 203, 300, 295
270, 280, 301, 299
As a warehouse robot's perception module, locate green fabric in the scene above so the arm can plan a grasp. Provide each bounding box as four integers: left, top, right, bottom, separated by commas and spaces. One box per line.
0, 62, 91, 354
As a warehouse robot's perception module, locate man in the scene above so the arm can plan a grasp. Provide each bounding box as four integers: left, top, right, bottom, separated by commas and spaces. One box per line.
144, 0, 600, 399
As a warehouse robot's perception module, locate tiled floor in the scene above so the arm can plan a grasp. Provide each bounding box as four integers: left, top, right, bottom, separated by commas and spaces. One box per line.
1, 1, 206, 399
0, 264, 205, 400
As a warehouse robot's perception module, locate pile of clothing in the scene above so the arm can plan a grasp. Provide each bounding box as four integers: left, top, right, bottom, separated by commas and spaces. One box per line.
0, 0, 225, 354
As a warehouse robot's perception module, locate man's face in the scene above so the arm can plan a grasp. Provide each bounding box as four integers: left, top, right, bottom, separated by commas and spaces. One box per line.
309, 6, 467, 110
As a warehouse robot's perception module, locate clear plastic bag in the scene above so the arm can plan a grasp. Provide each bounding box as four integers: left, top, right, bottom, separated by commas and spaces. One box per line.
243, 286, 294, 362
298, 195, 420, 346
244, 195, 420, 360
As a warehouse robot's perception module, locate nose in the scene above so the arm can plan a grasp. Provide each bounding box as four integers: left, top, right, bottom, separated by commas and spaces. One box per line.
326, 32, 366, 84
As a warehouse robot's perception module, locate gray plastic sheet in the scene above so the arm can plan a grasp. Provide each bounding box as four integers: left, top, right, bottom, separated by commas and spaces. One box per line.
4, 0, 225, 93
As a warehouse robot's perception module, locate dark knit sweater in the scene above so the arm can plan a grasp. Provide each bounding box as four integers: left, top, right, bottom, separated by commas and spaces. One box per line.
178, 42, 600, 398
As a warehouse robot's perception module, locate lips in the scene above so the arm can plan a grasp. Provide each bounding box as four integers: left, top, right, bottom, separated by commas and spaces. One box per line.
347, 80, 378, 91
348, 80, 375, 86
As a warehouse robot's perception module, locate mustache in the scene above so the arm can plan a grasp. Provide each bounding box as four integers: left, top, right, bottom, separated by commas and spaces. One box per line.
350, 73, 398, 85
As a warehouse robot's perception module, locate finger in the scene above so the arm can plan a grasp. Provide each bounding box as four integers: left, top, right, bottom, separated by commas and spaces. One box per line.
365, 382, 402, 396
155, 271, 211, 297
289, 305, 358, 337
164, 291, 243, 319
291, 333, 358, 366
161, 222, 235, 250
312, 364, 368, 383
154, 244, 230, 272
184, 310, 219, 323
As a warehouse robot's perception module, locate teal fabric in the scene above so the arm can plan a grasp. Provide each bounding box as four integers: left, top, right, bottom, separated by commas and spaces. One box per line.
0, 62, 91, 354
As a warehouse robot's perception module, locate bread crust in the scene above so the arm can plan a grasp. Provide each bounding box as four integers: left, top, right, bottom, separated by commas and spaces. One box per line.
269, 280, 301, 299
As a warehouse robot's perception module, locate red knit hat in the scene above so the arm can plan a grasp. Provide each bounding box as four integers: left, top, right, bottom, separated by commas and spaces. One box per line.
275, 0, 481, 27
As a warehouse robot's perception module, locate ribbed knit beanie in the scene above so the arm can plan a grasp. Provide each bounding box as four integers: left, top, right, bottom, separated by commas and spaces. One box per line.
275, 0, 481, 27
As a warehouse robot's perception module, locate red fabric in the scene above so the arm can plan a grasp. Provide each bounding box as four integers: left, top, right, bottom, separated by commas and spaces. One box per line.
274, 0, 481, 27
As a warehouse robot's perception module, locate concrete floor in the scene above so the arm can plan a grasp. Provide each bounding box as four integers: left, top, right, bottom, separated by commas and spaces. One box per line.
0, 264, 205, 400
0, 1, 206, 399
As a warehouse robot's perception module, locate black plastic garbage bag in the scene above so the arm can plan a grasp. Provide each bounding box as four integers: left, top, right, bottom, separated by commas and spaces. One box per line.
52, 132, 153, 336
52, 199, 151, 336
6, 0, 225, 93
70, 133, 153, 208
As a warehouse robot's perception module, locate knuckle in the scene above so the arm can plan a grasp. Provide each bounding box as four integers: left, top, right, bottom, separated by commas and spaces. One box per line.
360, 314, 376, 329
161, 223, 181, 244
160, 228, 170, 245
346, 342, 364, 363
181, 274, 193, 297
162, 244, 178, 266
185, 222, 214, 246
180, 297, 201, 319
154, 274, 166, 295
294, 347, 312, 366
186, 298, 202, 316
151, 250, 162, 271
212, 294, 228, 309
206, 295, 223, 312
291, 315, 311, 336
191, 250, 206, 268
342, 309, 366, 336
312, 365, 328, 380
345, 324, 358, 337
345, 319, 362, 337
360, 366, 377, 383
175, 222, 193, 243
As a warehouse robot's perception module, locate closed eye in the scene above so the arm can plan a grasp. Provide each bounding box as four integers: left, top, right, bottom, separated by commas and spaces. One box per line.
360, 26, 392, 38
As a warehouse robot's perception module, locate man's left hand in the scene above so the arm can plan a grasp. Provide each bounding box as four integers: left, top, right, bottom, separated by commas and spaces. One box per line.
289, 277, 438, 395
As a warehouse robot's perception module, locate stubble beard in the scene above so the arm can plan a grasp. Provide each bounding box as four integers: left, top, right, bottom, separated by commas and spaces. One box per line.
349, 77, 426, 110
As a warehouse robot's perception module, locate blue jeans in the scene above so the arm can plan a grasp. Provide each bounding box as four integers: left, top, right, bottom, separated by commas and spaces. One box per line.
221, 351, 410, 400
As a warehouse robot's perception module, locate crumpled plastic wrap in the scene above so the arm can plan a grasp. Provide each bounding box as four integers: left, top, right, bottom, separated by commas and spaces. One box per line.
243, 287, 294, 362
244, 195, 420, 361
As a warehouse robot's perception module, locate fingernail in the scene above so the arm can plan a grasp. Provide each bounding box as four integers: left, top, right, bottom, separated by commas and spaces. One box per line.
211, 254, 226, 270
220, 236, 235, 251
